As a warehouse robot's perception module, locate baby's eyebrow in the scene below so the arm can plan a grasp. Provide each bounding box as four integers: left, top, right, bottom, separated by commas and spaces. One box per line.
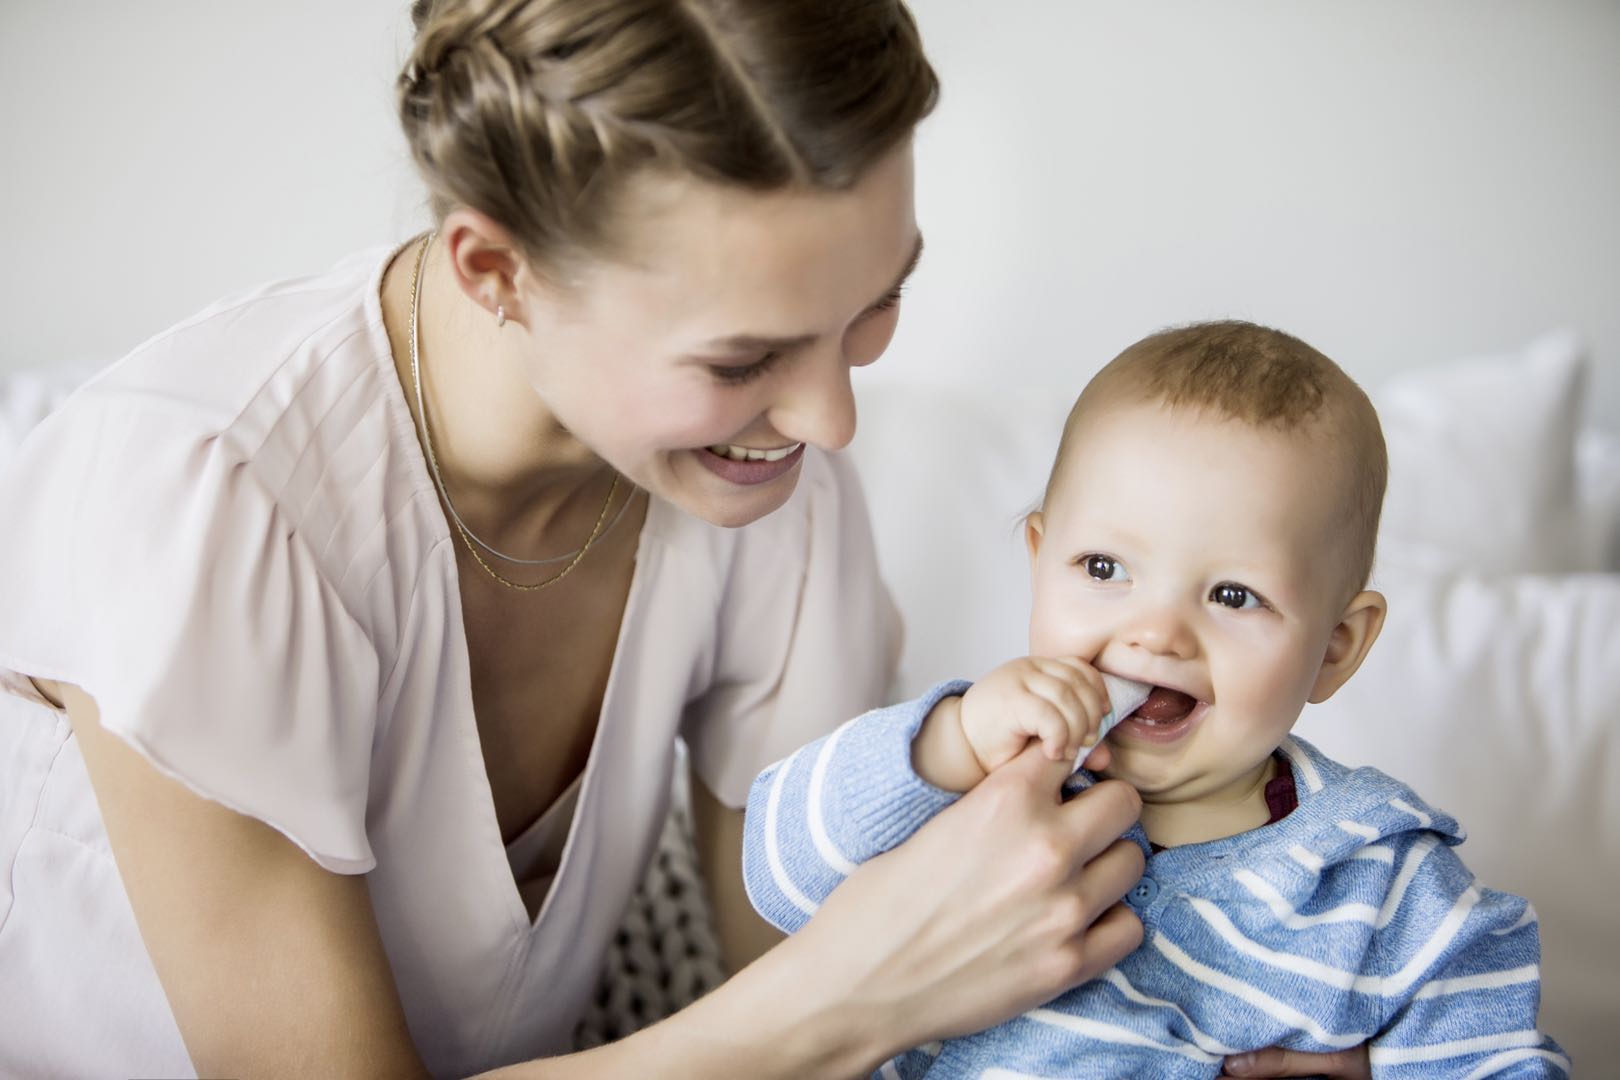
697, 233, 925, 354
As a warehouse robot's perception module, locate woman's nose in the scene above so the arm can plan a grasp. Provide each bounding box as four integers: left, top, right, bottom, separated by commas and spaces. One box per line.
770, 353, 858, 451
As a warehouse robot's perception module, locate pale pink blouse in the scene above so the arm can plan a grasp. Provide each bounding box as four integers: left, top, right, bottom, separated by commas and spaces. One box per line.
0, 244, 900, 1078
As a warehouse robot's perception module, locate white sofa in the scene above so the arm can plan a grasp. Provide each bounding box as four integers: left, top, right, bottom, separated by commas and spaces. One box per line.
848, 333, 1619, 1068
4, 336, 1615, 1066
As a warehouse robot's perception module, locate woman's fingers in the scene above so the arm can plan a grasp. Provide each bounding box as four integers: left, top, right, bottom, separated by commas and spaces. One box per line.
1221, 1046, 1371, 1079
1053, 774, 1143, 863
989, 729, 1093, 794
1072, 835, 1146, 916
1071, 900, 1145, 983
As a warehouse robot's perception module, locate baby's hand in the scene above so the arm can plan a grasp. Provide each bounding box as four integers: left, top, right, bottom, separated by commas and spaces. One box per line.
959, 657, 1112, 774
913, 657, 1111, 792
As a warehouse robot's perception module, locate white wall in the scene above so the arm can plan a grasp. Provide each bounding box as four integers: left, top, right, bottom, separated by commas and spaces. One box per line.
3, 1, 1617, 428
893, 1, 1620, 429
0, 0, 421, 366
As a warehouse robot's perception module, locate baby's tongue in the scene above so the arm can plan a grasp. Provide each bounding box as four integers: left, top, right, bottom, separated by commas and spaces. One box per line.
1134, 687, 1197, 723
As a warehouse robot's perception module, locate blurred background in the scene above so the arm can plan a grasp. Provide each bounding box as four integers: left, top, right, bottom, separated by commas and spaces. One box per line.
3, 0, 1620, 1062
2, 0, 1616, 1067
1, 0, 1617, 429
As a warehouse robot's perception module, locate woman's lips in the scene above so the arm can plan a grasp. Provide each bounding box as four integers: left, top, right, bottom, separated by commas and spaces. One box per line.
694, 442, 806, 486
1116, 696, 1209, 745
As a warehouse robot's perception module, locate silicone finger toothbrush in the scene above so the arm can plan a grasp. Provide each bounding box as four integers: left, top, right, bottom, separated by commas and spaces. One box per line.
1074, 673, 1153, 771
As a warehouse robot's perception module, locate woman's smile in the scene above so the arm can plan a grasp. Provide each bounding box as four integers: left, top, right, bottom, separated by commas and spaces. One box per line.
694, 442, 806, 485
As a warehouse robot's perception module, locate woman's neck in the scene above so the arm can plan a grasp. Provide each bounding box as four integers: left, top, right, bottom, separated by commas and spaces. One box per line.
382, 236, 617, 558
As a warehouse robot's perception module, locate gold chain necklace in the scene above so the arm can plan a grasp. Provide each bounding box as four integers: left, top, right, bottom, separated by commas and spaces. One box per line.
408, 232, 620, 592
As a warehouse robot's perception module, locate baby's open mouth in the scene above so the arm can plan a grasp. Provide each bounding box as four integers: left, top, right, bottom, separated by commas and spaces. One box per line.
1131, 687, 1199, 725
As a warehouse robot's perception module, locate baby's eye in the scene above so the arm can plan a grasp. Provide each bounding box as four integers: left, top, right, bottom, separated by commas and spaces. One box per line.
1081, 554, 1130, 583
1210, 582, 1265, 610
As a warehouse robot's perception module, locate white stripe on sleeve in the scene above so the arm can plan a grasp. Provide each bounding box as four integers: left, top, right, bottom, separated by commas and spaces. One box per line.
807, 721, 858, 876
763, 749, 818, 917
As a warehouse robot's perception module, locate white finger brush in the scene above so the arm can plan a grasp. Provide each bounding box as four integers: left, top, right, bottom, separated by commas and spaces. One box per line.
1074, 673, 1153, 771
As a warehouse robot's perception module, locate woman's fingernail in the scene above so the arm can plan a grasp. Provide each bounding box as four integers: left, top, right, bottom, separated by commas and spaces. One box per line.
1226, 1053, 1256, 1074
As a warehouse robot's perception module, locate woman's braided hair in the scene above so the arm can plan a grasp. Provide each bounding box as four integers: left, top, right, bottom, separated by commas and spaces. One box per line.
398, 0, 937, 273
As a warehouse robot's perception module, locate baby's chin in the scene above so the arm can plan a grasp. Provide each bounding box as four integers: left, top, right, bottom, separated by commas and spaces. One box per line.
1098, 753, 1263, 805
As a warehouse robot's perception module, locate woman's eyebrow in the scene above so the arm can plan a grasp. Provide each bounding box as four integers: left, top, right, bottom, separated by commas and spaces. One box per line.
698, 232, 925, 353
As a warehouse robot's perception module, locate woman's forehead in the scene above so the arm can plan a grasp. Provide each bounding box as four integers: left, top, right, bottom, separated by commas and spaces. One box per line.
563, 147, 919, 335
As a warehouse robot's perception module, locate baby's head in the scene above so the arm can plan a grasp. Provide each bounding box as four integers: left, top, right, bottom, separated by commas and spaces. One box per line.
1027, 320, 1388, 842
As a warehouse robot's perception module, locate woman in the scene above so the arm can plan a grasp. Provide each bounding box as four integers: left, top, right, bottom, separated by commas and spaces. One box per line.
0, 1, 1368, 1076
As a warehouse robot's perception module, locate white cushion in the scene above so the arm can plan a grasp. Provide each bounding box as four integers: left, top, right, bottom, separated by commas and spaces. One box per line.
1375, 332, 1589, 576
1576, 429, 1620, 571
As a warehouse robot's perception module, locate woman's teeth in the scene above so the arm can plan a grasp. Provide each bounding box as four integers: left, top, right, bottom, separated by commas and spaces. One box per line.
707, 442, 801, 463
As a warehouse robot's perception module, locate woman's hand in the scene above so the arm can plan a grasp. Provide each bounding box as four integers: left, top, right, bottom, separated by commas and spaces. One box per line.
783, 739, 1146, 1060
1221, 1046, 1372, 1079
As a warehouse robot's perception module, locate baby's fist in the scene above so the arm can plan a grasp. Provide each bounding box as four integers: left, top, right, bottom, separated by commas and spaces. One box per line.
958, 657, 1111, 774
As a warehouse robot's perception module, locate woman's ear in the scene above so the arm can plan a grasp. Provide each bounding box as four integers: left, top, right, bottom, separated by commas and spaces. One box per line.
439, 208, 529, 327
1309, 590, 1387, 704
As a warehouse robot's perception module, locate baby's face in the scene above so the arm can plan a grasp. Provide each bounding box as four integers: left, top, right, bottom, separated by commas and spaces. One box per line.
1028, 400, 1352, 812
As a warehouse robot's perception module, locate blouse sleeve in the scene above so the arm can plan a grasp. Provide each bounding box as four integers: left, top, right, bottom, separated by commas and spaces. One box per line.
0, 395, 381, 873
680, 449, 903, 808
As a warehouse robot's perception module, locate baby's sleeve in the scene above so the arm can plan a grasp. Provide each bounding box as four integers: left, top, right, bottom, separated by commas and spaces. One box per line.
680, 450, 903, 808
0, 396, 381, 874
741, 681, 968, 934
1369, 839, 1570, 1077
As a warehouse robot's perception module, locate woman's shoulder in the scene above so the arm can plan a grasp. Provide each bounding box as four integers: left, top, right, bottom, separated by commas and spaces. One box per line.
3, 242, 439, 620
77, 244, 399, 440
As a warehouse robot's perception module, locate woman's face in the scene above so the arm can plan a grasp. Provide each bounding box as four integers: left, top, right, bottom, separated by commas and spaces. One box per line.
513, 143, 920, 528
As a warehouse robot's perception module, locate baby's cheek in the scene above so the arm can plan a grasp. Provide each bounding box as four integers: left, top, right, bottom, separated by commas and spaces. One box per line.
1027, 597, 1108, 659
1233, 650, 1317, 725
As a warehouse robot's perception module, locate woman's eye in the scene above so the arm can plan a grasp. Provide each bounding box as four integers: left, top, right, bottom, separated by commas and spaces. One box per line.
709, 352, 780, 386
1210, 582, 1264, 610
1082, 554, 1129, 582
867, 285, 906, 314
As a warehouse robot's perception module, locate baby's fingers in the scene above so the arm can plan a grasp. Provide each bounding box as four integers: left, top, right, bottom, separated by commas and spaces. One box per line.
1024, 699, 1079, 761
1022, 668, 1108, 760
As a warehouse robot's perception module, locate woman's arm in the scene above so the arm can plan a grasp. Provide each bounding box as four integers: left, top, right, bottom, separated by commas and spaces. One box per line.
55, 682, 431, 1079
59, 680, 884, 1079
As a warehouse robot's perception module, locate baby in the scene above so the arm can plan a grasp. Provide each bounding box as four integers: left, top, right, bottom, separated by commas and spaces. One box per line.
742, 321, 1569, 1078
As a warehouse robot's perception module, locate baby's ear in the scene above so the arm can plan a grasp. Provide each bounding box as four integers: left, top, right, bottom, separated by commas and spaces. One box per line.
1024, 511, 1045, 561
1024, 512, 1046, 591
1309, 590, 1387, 704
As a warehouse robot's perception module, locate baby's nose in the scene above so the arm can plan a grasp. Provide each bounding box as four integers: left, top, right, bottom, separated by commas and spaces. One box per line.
1120, 608, 1198, 660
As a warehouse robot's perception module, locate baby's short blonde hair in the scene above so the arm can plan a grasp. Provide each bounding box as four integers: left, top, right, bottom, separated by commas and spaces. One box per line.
1047, 320, 1387, 596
